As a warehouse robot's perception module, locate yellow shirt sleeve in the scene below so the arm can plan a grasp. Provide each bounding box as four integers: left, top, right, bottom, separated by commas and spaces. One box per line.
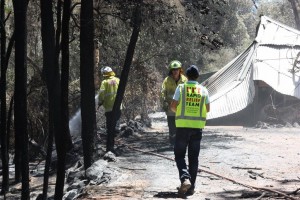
98, 80, 106, 105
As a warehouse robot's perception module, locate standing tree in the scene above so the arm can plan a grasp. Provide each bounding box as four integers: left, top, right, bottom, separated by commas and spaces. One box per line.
12, 0, 29, 199
109, 0, 143, 151
40, 1, 56, 198
0, 20, 15, 197
0, 0, 8, 194
61, 0, 72, 154
40, 0, 68, 198
80, 0, 96, 169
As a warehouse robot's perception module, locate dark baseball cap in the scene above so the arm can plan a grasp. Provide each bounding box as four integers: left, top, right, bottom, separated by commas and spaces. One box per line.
186, 65, 200, 79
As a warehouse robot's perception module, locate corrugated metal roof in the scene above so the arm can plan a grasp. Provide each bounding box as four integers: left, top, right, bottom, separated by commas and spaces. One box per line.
204, 45, 252, 96
253, 46, 300, 98
204, 16, 300, 120
255, 16, 300, 46
204, 44, 256, 119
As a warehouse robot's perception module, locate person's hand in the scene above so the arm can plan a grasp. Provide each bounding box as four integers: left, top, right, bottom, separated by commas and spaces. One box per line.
97, 102, 103, 110
163, 101, 169, 112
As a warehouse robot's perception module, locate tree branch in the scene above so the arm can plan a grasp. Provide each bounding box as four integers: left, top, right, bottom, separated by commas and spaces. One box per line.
4, 11, 11, 23
252, 0, 258, 9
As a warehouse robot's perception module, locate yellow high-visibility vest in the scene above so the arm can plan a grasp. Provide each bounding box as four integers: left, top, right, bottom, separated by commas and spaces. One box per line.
98, 76, 120, 112
175, 83, 207, 128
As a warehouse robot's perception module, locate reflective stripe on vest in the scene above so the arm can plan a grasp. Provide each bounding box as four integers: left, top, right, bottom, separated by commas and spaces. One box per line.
175, 83, 207, 128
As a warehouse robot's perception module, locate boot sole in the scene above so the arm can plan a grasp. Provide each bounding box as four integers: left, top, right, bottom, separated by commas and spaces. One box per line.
178, 183, 191, 194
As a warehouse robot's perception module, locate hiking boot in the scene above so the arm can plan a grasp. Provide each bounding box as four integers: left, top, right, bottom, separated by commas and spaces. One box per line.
177, 179, 191, 195
185, 186, 195, 196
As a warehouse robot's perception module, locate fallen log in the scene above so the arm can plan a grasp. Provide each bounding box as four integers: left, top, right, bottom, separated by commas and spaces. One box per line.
124, 145, 299, 200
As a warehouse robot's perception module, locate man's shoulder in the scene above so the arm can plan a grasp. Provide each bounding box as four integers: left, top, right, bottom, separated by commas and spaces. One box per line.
180, 74, 188, 81
111, 76, 120, 84
113, 76, 120, 81
199, 85, 209, 95
107, 76, 119, 80
163, 76, 172, 83
164, 76, 171, 80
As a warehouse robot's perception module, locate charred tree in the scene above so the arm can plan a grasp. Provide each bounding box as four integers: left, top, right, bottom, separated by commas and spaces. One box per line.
7, 94, 14, 147
80, 0, 96, 169
109, 0, 142, 151
40, 0, 67, 199
40, 1, 56, 198
0, 0, 8, 193
61, 0, 73, 151
12, 0, 29, 198
0, 32, 16, 195
56, 0, 62, 65
53, 2, 69, 197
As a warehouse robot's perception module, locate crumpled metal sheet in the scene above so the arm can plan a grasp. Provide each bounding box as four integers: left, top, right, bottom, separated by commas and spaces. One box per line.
204, 16, 300, 120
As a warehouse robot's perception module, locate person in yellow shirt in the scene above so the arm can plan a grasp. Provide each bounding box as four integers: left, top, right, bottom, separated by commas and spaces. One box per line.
170, 65, 210, 196
98, 66, 121, 152
161, 60, 187, 146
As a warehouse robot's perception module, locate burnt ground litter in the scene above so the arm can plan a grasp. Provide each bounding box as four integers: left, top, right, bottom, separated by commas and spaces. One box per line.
78, 112, 300, 200
1, 112, 300, 200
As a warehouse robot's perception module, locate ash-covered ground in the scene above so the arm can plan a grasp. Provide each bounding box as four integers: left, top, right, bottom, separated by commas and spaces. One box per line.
79, 112, 300, 200
1, 112, 300, 200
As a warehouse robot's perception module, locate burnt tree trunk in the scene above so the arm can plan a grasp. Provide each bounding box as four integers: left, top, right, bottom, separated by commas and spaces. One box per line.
40, 0, 66, 199
40, 1, 56, 198
80, 0, 96, 170
6, 94, 14, 150
289, 0, 300, 30
41, 112, 53, 200
53, 1, 69, 195
12, 0, 29, 199
53, 2, 68, 197
109, 1, 142, 151
61, 0, 73, 151
0, 0, 9, 194
1, 32, 16, 193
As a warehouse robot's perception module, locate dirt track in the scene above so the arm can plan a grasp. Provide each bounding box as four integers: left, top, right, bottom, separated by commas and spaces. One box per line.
80, 113, 300, 200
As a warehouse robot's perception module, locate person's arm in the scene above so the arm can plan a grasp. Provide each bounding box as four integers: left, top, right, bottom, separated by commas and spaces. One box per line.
170, 100, 178, 113
205, 88, 210, 112
161, 78, 169, 111
170, 85, 181, 113
206, 103, 210, 113
98, 80, 105, 106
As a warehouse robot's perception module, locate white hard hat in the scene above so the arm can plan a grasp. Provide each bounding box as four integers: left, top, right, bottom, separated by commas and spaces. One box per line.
101, 66, 113, 74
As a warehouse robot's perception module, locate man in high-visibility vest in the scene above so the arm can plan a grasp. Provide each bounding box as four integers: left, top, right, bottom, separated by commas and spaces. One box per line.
161, 60, 188, 146
170, 65, 210, 196
98, 66, 121, 152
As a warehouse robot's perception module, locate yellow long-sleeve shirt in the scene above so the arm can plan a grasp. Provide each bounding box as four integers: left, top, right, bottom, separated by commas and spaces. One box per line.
161, 74, 187, 116
98, 76, 120, 112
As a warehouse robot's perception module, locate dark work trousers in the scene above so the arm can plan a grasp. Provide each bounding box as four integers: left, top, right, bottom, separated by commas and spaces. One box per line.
105, 110, 121, 152
167, 116, 176, 145
174, 128, 202, 187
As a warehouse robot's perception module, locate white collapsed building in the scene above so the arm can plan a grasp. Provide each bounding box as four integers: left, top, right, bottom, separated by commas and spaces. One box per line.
203, 16, 300, 125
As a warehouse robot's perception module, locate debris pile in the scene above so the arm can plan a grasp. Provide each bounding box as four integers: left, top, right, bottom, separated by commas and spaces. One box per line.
258, 103, 300, 128
118, 119, 147, 138
63, 158, 121, 200
61, 119, 149, 199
